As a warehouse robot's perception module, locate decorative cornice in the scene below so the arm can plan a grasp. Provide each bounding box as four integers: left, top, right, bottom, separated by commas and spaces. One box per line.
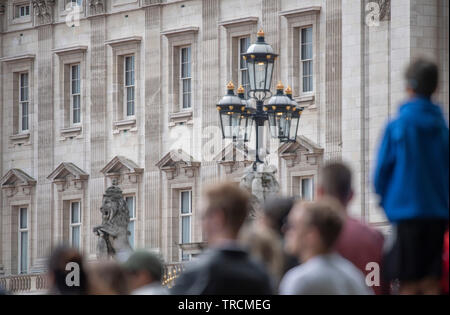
105, 36, 142, 47
218, 16, 258, 27
0, 54, 35, 63
161, 26, 199, 37
279, 6, 321, 18
52, 45, 88, 55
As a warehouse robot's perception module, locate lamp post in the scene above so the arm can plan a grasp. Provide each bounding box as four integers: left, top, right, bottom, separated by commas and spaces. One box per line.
217, 29, 303, 169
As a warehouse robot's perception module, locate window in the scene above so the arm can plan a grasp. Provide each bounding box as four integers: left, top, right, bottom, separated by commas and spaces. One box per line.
301, 27, 313, 93
124, 55, 135, 117
300, 177, 314, 201
70, 201, 81, 249
67, 0, 82, 6
18, 208, 28, 274
126, 196, 136, 248
180, 47, 192, 109
17, 4, 30, 17
239, 37, 251, 98
180, 190, 192, 261
71, 64, 81, 125
19, 73, 29, 132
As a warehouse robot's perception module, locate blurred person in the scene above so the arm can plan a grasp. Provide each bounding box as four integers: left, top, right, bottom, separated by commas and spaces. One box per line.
317, 162, 385, 294
123, 249, 167, 295
239, 221, 285, 287
374, 58, 449, 295
47, 245, 88, 295
87, 260, 129, 295
262, 197, 299, 274
279, 199, 373, 295
171, 182, 273, 295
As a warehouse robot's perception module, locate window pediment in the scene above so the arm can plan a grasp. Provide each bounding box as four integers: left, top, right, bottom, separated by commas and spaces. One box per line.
101, 156, 143, 185
156, 150, 200, 179
278, 136, 323, 167
0, 169, 36, 197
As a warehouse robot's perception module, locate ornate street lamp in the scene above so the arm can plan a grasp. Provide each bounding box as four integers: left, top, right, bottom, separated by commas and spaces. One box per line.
216, 81, 248, 141
242, 29, 278, 100
284, 85, 304, 142
266, 82, 294, 141
217, 29, 304, 168
237, 85, 255, 143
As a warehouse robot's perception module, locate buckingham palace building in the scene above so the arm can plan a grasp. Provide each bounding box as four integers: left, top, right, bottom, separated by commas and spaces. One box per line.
0, 0, 448, 291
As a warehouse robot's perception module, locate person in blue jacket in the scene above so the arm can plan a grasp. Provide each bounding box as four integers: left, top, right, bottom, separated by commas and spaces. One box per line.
374, 58, 449, 294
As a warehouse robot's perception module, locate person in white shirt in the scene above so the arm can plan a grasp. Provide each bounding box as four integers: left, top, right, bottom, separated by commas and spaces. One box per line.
279, 198, 373, 295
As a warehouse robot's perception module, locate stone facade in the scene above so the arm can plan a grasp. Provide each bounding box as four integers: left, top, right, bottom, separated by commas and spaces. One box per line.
0, 0, 448, 276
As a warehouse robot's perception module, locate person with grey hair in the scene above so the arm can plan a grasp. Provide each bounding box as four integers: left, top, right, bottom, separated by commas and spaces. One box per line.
123, 250, 168, 295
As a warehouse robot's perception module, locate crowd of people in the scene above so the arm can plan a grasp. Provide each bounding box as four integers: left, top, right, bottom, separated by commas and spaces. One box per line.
0, 59, 448, 296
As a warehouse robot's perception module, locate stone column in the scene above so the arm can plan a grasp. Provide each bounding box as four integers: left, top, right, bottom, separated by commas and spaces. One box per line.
199, 0, 220, 243
32, 24, 54, 273
325, 0, 343, 161
88, 14, 107, 256
143, 2, 163, 251
0, 2, 4, 275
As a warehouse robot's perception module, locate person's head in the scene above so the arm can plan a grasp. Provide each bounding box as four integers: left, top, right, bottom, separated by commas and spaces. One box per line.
261, 197, 295, 237
285, 198, 344, 262
123, 250, 163, 291
87, 260, 129, 295
317, 162, 353, 208
405, 58, 439, 98
202, 182, 250, 245
47, 245, 88, 295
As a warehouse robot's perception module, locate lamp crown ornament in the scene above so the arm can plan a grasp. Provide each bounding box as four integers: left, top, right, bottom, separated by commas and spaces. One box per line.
237, 85, 245, 95
276, 81, 284, 91
227, 80, 235, 91
257, 28, 265, 38
285, 85, 293, 96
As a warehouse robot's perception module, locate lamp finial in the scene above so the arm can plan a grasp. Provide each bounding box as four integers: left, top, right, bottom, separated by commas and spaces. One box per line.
276, 81, 284, 91
227, 80, 235, 91
285, 85, 292, 95
257, 28, 265, 37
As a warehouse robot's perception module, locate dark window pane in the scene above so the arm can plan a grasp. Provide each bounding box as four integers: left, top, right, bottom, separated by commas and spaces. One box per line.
182, 216, 190, 243
181, 191, 190, 214
20, 231, 28, 273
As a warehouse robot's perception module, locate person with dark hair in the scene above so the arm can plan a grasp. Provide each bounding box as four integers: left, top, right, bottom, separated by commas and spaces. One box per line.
171, 182, 273, 295
318, 162, 385, 294
123, 250, 167, 295
374, 58, 449, 294
47, 245, 88, 295
279, 199, 372, 295
261, 197, 296, 237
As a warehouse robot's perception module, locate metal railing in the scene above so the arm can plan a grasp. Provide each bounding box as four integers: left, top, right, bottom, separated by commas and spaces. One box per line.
0, 262, 185, 294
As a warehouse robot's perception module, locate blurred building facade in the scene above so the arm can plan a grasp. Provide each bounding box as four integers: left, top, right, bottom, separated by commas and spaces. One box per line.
0, 0, 448, 280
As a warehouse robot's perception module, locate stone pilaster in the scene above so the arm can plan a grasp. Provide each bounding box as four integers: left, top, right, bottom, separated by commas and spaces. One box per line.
89, 16, 107, 255
325, 0, 343, 161
144, 4, 162, 250
199, 0, 220, 244
32, 24, 54, 273
0, 2, 4, 274
261, 0, 280, 85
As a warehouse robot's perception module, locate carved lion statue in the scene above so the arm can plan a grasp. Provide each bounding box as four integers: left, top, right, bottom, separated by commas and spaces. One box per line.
93, 185, 132, 260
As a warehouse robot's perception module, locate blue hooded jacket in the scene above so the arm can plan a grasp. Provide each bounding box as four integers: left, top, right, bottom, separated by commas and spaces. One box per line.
374, 96, 449, 222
